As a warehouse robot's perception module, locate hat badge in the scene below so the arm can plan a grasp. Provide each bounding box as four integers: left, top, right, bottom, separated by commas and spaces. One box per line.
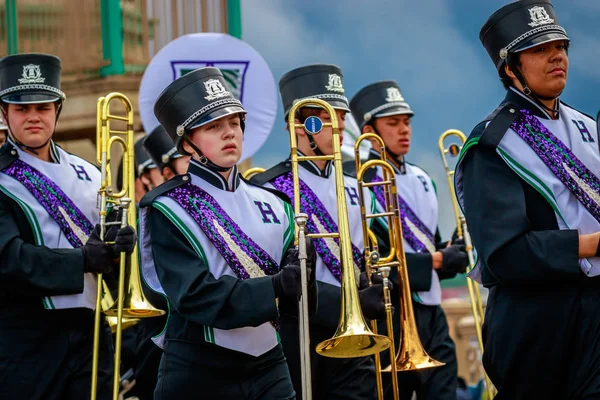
18, 64, 45, 84
325, 73, 345, 93
203, 78, 231, 101
527, 6, 554, 28
385, 87, 404, 103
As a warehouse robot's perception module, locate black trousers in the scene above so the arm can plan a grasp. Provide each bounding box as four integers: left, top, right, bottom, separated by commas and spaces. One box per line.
154, 340, 295, 400
0, 307, 114, 400
120, 316, 165, 400
280, 318, 377, 400
379, 302, 458, 400
484, 277, 600, 400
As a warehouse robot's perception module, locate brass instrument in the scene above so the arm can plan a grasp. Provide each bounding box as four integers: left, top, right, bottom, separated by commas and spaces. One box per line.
286, 99, 391, 399
438, 129, 495, 399
101, 280, 139, 333
356, 134, 444, 385
91, 93, 165, 400
242, 167, 266, 180
288, 98, 392, 358
354, 133, 400, 400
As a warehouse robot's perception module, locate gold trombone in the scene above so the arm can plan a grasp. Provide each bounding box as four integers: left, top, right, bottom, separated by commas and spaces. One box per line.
287, 98, 392, 399
92, 93, 165, 400
242, 167, 266, 180
438, 129, 495, 399
356, 134, 444, 395
354, 133, 400, 400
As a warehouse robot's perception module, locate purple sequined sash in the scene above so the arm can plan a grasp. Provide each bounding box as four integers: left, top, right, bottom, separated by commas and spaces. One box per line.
511, 109, 600, 223
2, 159, 93, 247
371, 175, 435, 254
166, 182, 280, 279
270, 172, 363, 282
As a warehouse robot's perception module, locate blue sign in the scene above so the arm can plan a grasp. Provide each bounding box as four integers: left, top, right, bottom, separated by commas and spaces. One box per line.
304, 116, 323, 135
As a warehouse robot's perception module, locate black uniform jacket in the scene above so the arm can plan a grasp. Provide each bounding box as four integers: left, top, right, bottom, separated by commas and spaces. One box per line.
460, 89, 596, 392
0, 144, 85, 309
139, 167, 291, 346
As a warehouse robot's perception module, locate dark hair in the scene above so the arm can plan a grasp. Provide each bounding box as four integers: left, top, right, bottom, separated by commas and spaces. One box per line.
296, 107, 323, 124
499, 53, 521, 90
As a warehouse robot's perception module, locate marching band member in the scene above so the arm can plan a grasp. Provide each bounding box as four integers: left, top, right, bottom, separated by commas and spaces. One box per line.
456, 1, 600, 398
0, 53, 136, 399
142, 124, 190, 181
138, 66, 316, 399
348, 81, 467, 400
252, 64, 390, 400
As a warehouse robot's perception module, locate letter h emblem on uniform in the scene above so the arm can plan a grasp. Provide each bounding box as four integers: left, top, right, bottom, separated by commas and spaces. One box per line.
345, 187, 359, 206
254, 201, 281, 224
70, 164, 91, 181
572, 120, 594, 143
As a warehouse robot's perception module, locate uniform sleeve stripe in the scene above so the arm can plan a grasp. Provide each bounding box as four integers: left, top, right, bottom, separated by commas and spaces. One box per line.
152, 201, 209, 266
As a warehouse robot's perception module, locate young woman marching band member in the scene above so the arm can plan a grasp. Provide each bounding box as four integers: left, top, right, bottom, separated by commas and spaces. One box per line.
138, 66, 317, 400
0, 53, 136, 400
457, 1, 600, 398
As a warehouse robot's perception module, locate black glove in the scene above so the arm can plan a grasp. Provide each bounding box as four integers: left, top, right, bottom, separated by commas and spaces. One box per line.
272, 238, 316, 299
358, 271, 393, 321
83, 225, 117, 274
358, 270, 393, 291
112, 226, 137, 256
440, 244, 469, 274
451, 227, 465, 246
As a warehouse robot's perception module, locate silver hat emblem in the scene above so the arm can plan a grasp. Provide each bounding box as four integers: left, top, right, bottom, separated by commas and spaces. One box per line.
385, 87, 404, 103
325, 74, 345, 93
527, 6, 554, 28
203, 79, 231, 101
18, 64, 45, 84
176, 125, 185, 136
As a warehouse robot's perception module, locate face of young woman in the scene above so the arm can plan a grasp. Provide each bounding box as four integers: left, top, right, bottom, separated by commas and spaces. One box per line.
5, 102, 58, 149
185, 113, 244, 168
513, 40, 569, 99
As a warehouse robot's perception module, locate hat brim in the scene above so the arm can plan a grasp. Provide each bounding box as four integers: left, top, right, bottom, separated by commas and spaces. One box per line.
189, 105, 246, 130
513, 32, 569, 53
304, 99, 351, 113
1, 92, 62, 104
374, 106, 414, 119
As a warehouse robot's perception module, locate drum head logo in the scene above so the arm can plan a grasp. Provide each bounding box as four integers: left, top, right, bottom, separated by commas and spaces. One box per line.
203, 78, 231, 101
528, 6, 554, 27
18, 64, 45, 84
304, 116, 323, 135
385, 87, 405, 103
172, 61, 249, 102
325, 74, 345, 93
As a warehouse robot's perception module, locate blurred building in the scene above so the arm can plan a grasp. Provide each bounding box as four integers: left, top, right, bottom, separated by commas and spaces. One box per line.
0, 0, 241, 163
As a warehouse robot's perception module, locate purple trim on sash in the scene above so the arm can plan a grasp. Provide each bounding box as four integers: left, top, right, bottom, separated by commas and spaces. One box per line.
371, 175, 434, 254
512, 109, 600, 223
166, 182, 280, 279
2, 159, 93, 247
271, 172, 363, 282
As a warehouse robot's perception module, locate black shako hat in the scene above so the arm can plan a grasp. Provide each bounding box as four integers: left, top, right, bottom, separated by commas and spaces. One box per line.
153, 67, 245, 150
134, 137, 156, 177
142, 125, 183, 171
0, 53, 66, 104
350, 81, 414, 129
279, 64, 350, 119
480, 0, 569, 72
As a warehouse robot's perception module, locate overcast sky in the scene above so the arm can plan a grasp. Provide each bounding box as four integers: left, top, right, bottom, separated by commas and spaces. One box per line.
240, 0, 600, 238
